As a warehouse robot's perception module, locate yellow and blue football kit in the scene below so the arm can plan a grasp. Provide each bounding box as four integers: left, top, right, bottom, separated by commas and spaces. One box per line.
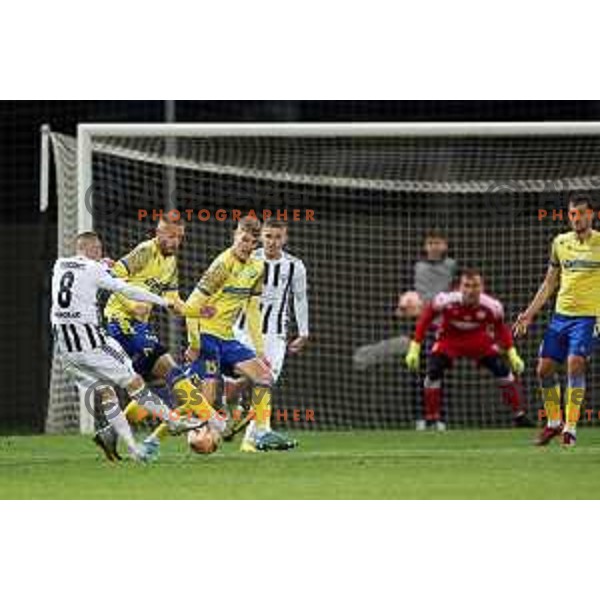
105, 237, 217, 434
539, 230, 600, 433
539, 230, 600, 363
184, 247, 273, 440
185, 248, 265, 379
104, 238, 179, 377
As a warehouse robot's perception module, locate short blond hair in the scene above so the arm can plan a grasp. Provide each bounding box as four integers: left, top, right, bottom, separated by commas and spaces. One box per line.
75, 231, 101, 252
236, 216, 262, 238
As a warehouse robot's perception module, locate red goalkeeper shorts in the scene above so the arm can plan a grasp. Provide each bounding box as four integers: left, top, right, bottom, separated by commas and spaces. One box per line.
431, 331, 499, 361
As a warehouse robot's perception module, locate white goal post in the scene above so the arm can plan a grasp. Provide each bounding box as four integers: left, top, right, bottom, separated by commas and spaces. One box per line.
45, 121, 600, 434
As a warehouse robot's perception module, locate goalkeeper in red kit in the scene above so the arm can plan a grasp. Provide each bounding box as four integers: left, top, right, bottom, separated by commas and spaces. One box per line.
405, 269, 533, 427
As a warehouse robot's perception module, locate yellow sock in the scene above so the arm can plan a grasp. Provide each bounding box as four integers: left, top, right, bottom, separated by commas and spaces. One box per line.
145, 381, 213, 443
140, 378, 217, 442
565, 386, 585, 432
541, 384, 561, 425
173, 378, 214, 421
148, 422, 170, 441
124, 400, 149, 423
252, 386, 272, 431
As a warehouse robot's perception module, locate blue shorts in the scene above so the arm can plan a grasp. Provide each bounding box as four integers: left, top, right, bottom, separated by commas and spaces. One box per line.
539, 313, 597, 363
191, 333, 256, 380
106, 320, 167, 378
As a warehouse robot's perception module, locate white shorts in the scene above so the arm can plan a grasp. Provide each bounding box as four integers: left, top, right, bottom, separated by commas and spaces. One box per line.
234, 329, 288, 382
58, 335, 137, 392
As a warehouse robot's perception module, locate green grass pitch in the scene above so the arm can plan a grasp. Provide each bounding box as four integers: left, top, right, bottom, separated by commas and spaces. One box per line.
2, 429, 600, 499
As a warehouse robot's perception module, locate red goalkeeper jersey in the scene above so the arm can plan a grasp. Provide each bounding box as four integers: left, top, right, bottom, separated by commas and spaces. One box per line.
414, 291, 513, 349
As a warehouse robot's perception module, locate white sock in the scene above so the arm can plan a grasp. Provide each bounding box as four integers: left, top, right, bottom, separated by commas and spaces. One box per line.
144, 430, 160, 444
548, 419, 561, 429
255, 422, 269, 436
244, 420, 257, 442
104, 404, 137, 452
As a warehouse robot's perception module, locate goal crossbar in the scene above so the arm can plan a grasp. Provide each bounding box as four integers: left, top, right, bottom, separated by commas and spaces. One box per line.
79, 121, 600, 139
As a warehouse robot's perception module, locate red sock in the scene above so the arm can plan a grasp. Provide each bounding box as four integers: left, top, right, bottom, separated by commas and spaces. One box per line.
498, 379, 523, 413
424, 387, 442, 421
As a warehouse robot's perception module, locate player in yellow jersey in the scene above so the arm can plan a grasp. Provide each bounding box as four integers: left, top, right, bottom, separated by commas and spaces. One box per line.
105, 217, 223, 458
515, 192, 600, 447
183, 217, 297, 452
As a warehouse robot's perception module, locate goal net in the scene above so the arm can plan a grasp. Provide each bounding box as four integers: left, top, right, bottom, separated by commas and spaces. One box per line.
45, 123, 600, 433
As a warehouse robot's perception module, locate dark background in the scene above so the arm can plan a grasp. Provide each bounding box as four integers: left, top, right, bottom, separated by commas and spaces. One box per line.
4, 100, 600, 433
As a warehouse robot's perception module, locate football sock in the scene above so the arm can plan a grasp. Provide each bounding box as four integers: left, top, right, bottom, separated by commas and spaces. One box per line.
167, 366, 215, 420
145, 422, 170, 443
145, 381, 215, 442
123, 399, 149, 423
103, 399, 137, 453
252, 385, 272, 434
145, 374, 224, 443
497, 374, 523, 413
565, 374, 585, 434
243, 420, 257, 443
423, 378, 442, 422
540, 375, 561, 428
174, 378, 215, 420
130, 386, 173, 422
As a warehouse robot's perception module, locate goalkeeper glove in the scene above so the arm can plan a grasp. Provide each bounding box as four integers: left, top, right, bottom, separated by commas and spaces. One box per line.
507, 347, 524, 375
405, 340, 421, 371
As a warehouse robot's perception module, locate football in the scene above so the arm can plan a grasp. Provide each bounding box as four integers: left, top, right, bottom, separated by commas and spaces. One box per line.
187, 427, 220, 454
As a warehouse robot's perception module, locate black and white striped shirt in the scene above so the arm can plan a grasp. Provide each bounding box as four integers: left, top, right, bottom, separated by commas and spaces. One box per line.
51, 254, 167, 353
238, 249, 309, 336
53, 322, 108, 353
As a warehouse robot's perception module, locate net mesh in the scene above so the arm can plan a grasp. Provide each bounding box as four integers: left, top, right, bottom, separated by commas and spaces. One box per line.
46, 128, 600, 433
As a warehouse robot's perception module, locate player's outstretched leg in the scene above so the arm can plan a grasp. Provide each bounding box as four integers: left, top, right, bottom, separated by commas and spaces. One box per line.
124, 374, 208, 460
141, 364, 227, 455
120, 353, 214, 446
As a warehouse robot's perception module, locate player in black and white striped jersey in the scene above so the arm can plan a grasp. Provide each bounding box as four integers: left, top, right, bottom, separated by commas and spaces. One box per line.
232, 218, 309, 450
51, 231, 197, 462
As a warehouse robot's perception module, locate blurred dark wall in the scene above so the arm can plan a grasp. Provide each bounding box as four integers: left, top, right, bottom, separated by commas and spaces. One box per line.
2, 100, 600, 431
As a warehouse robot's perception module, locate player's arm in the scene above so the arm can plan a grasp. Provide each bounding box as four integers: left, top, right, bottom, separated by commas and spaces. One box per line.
162, 263, 183, 306
493, 306, 525, 374
112, 243, 153, 279
245, 266, 265, 357
405, 299, 438, 370
183, 257, 230, 351
413, 301, 437, 344
289, 261, 309, 354
94, 265, 167, 307
514, 241, 561, 336
494, 319, 515, 350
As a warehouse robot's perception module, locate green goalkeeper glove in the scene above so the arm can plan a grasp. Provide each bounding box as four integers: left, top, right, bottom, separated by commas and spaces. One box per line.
405, 340, 422, 371
507, 347, 524, 375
